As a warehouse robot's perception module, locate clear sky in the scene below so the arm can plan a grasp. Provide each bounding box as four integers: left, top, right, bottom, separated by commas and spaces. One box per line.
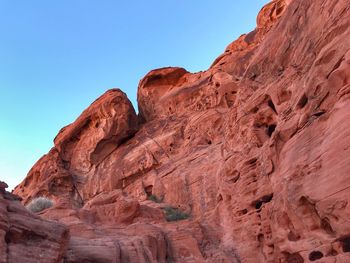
0, 0, 269, 190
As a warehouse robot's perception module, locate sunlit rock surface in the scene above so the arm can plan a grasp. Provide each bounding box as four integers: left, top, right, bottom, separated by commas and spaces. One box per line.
10, 0, 350, 262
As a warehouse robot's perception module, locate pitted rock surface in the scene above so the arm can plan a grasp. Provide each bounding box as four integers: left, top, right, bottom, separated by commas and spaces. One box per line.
9, 0, 350, 262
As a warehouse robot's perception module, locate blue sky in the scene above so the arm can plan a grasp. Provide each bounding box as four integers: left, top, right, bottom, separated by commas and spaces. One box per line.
0, 0, 269, 190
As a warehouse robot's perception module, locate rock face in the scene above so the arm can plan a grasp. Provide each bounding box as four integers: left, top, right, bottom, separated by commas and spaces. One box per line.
14, 89, 138, 206
9, 0, 350, 262
0, 181, 69, 263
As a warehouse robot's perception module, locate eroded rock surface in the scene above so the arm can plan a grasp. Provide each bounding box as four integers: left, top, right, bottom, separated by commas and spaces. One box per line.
11, 0, 350, 262
14, 88, 138, 206
0, 181, 69, 263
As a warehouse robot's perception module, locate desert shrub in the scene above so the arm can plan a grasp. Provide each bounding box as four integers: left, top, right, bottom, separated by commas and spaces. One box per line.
163, 206, 189, 222
148, 194, 163, 203
26, 197, 54, 213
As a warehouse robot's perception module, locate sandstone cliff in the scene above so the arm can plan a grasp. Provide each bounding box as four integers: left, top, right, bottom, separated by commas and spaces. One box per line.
4, 0, 350, 262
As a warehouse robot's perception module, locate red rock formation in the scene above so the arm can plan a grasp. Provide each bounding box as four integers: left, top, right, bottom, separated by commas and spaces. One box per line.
54, 88, 138, 171
14, 88, 138, 206
0, 181, 69, 263
9, 0, 350, 262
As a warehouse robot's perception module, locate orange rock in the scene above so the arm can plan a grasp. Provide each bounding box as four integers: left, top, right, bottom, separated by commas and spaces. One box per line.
83, 190, 141, 224
11, 0, 350, 262
14, 89, 138, 205
0, 184, 69, 263
54, 89, 138, 171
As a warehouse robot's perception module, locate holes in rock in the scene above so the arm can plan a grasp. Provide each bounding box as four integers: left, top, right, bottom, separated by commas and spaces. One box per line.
249, 73, 257, 80
245, 158, 258, 166
297, 94, 308, 109
254, 122, 263, 129
147, 74, 162, 84
251, 107, 259, 113
215, 91, 219, 95
285, 252, 304, 263
144, 185, 153, 197
308, 251, 323, 261
340, 236, 350, 252
231, 175, 240, 183
252, 194, 273, 210
313, 111, 326, 117
255, 201, 263, 210
268, 99, 277, 114
236, 209, 248, 216
257, 234, 264, 242
231, 91, 236, 94
4, 232, 11, 244
226, 171, 240, 184
288, 231, 300, 242
278, 66, 284, 76
267, 124, 277, 137
95, 122, 100, 128
321, 218, 335, 235
299, 196, 310, 206
169, 143, 174, 152
215, 82, 220, 87
262, 194, 273, 203
207, 140, 212, 145
276, 6, 285, 16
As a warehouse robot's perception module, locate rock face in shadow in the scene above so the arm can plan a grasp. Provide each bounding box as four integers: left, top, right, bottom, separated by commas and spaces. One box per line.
10, 0, 350, 262
0, 182, 69, 263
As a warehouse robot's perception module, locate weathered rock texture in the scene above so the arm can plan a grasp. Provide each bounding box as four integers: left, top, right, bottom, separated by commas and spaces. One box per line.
0, 182, 69, 263
9, 0, 350, 262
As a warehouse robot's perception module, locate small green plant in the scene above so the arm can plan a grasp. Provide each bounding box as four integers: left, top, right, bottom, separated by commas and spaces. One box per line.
163, 206, 190, 222
26, 197, 54, 213
148, 194, 163, 203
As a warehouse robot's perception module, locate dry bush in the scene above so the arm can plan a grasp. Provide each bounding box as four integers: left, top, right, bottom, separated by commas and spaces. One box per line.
26, 197, 54, 213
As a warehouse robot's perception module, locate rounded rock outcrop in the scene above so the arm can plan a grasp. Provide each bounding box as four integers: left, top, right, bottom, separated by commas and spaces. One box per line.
55, 88, 138, 173
137, 67, 189, 121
